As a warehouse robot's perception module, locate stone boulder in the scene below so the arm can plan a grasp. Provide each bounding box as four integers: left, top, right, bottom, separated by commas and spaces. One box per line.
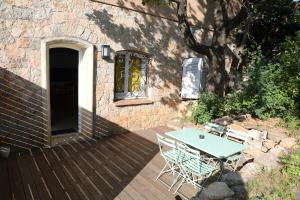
247, 129, 267, 141
228, 124, 248, 133
240, 163, 263, 182
280, 137, 297, 149
237, 153, 253, 167
230, 185, 248, 200
269, 145, 288, 157
244, 145, 264, 158
233, 114, 247, 122
254, 152, 281, 171
195, 182, 235, 200
214, 116, 233, 126
220, 172, 244, 187
263, 139, 277, 150
266, 128, 287, 143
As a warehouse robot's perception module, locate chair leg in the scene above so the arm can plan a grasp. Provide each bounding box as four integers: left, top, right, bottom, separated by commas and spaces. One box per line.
173, 177, 186, 194
168, 172, 181, 191
155, 162, 169, 181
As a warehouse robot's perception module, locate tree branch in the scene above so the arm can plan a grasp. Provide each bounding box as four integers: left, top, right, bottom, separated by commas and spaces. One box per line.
226, 3, 248, 32
170, 0, 211, 57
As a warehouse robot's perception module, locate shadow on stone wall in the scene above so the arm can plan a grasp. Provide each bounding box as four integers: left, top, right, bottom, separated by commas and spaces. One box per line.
0, 68, 48, 151
79, 107, 129, 138
87, 1, 245, 104
86, 6, 187, 111
0, 68, 131, 151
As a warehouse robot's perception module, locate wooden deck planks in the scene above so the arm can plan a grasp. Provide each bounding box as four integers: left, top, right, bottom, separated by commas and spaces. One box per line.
0, 127, 197, 200
25, 152, 52, 200
16, 152, 41, 200
0, 158, 10, 200
7, 155, 27, 200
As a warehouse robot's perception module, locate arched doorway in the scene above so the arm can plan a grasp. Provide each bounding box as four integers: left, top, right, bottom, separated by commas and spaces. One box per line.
41, 37, 94, 145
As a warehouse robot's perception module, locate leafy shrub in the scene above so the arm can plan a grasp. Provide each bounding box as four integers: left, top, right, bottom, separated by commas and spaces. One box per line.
281, 141, 300, 176
191, 32, 300, 124
278, 31, 300, 99
191, 92, 224, 124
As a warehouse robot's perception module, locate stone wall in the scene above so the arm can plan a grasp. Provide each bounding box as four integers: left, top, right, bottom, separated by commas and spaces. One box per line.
0, 0, 213, 146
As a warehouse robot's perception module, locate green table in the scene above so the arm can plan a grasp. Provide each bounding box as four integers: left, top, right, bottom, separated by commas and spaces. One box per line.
165, 128, 245, 159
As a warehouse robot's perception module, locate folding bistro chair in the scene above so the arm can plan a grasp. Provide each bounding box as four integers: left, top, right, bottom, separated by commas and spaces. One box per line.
173, 143, 217, 194
155, 133, 182, 190
223, 128, 249, 171
204, 122, 226, 137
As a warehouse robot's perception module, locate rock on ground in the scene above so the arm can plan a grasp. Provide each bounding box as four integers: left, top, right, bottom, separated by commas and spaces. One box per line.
214, 116, 233, 126
280, 137, 297, 149
269, 145, 288, 157
239, 163, 263, 182
266, 128, 287, 143
228, 124, 249, 133
254, 152, 281, 171
247, 129, 267, 140
195, 182, 235, 200
220, 172, 244, 187
263, 139, 277, 150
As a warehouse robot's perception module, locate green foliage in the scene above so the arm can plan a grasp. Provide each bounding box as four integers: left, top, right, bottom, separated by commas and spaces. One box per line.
245, 0, 300, 57
191, 32, 300, 123
247, 170, 299, 200
281, 142, 300, 176
191, 92, 224, 124
278, 31, 300, 99
279, 117, 300, 138
247, 144, 300, 200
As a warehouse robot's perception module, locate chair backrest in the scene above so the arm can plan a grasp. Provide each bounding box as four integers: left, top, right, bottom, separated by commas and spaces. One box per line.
225, 128, 252, 144
177, 143, 201, 162
156, 133, 176, 154
204, 122, 226, 134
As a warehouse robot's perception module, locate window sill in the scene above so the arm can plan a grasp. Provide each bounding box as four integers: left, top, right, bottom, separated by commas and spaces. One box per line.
114, 98, 154, 107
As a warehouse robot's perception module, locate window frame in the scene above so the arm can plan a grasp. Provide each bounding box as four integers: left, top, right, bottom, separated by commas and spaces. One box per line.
114, 50, 150, 100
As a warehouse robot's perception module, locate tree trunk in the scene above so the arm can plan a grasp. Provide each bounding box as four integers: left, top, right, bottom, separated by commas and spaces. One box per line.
170, 0, 247, 96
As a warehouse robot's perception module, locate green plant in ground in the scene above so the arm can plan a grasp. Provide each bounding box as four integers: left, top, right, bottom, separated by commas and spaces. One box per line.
240, 46, 297, 120
279, 117, 300, 138
281, 141, 300, 177
247, 143, 300, 200
191, 32, 300, 125
191, 92, 225, 124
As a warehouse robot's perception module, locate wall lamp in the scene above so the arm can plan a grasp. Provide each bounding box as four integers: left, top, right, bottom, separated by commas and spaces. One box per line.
102, 45, 110, 59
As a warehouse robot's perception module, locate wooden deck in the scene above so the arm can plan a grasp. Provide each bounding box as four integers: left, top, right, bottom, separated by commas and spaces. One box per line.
0, 126, 198, 200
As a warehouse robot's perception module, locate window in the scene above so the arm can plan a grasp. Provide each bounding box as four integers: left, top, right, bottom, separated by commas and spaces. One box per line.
114, 51, 149, 99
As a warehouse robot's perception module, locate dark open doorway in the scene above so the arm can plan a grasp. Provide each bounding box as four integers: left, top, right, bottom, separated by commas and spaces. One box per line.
50, 48, 79, 135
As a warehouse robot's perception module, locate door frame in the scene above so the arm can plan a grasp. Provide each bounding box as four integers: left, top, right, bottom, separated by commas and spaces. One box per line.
41, 37, 94, 145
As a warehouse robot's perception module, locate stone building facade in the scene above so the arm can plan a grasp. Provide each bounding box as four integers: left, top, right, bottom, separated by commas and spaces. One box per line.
0, 0, 215, 148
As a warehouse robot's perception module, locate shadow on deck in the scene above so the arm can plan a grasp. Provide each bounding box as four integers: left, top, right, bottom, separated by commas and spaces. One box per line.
0, 126, 198, 200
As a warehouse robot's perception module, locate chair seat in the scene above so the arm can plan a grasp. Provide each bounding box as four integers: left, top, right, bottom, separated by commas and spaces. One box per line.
182, 158, 215, 176
162, 149, 184, 163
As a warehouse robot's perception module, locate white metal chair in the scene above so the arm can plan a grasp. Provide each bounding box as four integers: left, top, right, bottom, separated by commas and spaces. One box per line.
155, 133, 182, 190
224, 127, 251, 144
204, 122, 226, 137
223, 128, 248, 171
173, 143, 217, 194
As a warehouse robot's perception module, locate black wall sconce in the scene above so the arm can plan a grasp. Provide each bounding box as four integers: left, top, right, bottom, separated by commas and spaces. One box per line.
102, 45, 110, 59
